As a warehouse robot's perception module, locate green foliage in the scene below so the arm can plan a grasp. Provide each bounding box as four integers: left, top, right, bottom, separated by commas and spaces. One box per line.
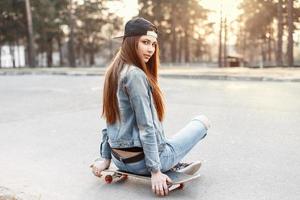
31, 0, 68, 52
0, 0, 26, 44
0, 0, 122, 67
70, 0, 122, 65
138, 0, 211, 62
74, 0, 122, 57
240, 0, 300, 39
239, 0, 277, 39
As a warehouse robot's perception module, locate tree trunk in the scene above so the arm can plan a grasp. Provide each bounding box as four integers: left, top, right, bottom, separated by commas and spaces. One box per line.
267, 28, 272, 63
47, 37, 53, 67
179, 34, 183, 63
109, 38, 113, 60
160, 41, 166, 62
242, 30, 246, 64
89, 49, 95, 66
223, 17, 227, 67
9, 44, 16, 68
287, 0, 294, 67
263, 38, 266, 62
57, 36, 64, 67
249, 42, 255, 65
17, 39, 21, 67
218, 10, 223, 67
25, 0, 35, 67
196, 38, 202, 62
68, 0, 76, 67
171, 3, 177, 63
259, 41, 264, 68
260, 38, 266, 68
208, 47, 212, 62
276, 0, 283, 66
84, 52, 87, 66
184, 29, 190, 63
0, 46, 2, 68
78, 46, 83, 66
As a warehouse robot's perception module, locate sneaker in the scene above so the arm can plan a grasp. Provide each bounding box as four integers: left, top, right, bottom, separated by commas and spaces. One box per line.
171, 161, 202, 175
170, 162, 191, 171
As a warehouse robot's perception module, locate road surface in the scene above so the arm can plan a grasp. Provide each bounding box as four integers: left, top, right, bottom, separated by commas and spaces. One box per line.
0, 75, 300, 199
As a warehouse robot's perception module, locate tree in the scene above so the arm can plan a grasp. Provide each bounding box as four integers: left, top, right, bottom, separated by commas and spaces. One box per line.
138, 0, 210, 63
239, 0, 300, 67
0, 0, 27, 67
139, 0, 171, 61
25, 0, 35, 67
276, 0, 283, 66
223, 17, 227, 67
0, 0, 123, 68
239, 0, 277, 66
218, 4, 223, 67
287, 0, 294, 67
68, 0, 76, 67
170, 2, 177, 62
31, 0, 69, 67
74, 0, 122, 66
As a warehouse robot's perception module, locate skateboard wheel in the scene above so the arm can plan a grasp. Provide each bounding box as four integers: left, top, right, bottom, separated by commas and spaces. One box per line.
105, 175, 113, 184
178, 183, 184, 190
118, 174, 128, 181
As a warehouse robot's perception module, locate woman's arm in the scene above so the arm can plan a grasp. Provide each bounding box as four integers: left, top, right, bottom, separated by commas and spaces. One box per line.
91, 129, 111, 177
100, 128, 112, 160
125, 68, 171, 196
125, 69, 161, 173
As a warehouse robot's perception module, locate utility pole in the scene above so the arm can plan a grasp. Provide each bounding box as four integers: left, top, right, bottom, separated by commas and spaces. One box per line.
25, 0, 35, 67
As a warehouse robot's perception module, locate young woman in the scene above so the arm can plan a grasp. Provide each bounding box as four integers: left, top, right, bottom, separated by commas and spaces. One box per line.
91, 17, 211, 196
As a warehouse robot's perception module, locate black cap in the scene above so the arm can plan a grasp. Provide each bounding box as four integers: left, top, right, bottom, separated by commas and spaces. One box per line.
114, 17, 158, 39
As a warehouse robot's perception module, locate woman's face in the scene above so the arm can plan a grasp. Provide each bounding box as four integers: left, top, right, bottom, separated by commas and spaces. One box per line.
137, 35, 157, 63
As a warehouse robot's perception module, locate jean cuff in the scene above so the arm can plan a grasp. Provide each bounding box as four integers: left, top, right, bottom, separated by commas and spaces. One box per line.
100, 152, 112, 160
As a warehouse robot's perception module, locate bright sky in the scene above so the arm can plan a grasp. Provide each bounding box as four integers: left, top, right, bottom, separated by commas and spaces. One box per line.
202, 0, 242, 22
106, 0, 139, 24
201, 0, 242, 45
108, 0, 242, 25
107, 0, 242, 46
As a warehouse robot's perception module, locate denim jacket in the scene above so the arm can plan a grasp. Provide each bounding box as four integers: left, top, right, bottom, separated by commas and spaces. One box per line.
100, 65, 167, 172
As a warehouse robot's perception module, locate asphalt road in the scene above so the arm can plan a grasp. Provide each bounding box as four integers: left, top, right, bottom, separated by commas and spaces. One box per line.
0, 75, 300, 200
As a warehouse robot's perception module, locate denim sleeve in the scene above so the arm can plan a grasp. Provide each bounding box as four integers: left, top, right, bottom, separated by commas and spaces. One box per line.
100, 128, 112, 159
125, 69, 161, 172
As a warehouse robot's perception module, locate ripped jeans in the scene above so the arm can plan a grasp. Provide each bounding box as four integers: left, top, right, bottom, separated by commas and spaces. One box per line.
111, 116, 208, 175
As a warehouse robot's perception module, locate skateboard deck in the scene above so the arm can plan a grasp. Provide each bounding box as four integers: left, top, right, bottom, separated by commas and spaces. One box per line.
102, 164, 201, 191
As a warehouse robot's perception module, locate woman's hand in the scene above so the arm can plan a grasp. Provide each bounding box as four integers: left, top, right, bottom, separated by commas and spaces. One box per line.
151, 170, 172, 196
90, 159, 111, 177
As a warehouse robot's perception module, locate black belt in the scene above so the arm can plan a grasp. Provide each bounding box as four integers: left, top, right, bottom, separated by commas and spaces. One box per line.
111, 148, 144, 164
113, 147, 143, 152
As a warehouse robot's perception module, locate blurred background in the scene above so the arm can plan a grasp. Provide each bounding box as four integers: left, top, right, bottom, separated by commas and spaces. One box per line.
0, 0, 300, 68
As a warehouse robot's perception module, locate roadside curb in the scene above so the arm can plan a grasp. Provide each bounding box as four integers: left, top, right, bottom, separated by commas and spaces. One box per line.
159, 74, 300, 82
1, 68, 300, 82
0, 71, 104, 76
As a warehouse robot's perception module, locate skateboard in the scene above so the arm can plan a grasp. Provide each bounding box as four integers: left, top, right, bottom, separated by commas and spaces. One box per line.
102, 164, 201, 191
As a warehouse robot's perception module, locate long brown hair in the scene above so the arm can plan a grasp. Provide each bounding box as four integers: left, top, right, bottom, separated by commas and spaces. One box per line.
102, 36, 165, 124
